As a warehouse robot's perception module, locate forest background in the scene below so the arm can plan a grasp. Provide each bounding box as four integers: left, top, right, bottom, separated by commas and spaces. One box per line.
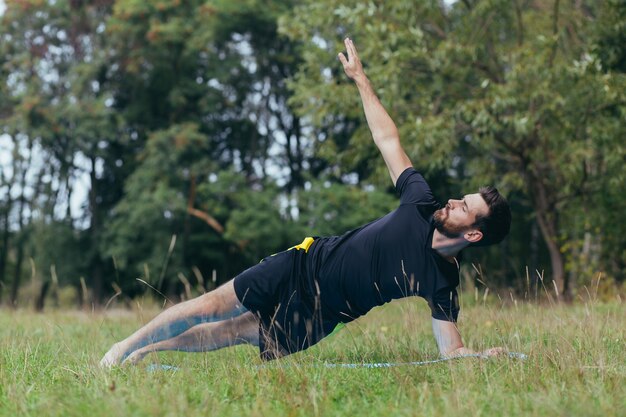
0, 0, 624, 310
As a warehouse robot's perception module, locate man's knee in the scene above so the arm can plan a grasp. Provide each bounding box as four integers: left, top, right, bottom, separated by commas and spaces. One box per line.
193, 279, 247, 318
227, 313, 259, 346
208, 279, 239, 301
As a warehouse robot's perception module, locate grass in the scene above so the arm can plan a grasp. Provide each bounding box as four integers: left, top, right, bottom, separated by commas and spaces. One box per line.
0, 295, 624, 417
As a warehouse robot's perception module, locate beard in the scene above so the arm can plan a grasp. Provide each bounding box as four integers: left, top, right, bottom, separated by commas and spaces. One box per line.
433, 207, 468, 238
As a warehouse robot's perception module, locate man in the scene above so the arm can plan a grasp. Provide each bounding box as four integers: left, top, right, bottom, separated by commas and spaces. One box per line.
100, 38, 511, 367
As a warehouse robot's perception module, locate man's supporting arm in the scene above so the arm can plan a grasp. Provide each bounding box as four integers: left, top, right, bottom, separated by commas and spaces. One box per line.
432, 318, 508, 358
431, 318, 473, 357
338, 38, 412, 186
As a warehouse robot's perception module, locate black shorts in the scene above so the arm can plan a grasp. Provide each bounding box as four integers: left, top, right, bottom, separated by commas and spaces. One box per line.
233, 239, 338, 360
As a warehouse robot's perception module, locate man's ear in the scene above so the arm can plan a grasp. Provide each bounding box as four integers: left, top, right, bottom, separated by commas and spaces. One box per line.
463, 229, 483, 243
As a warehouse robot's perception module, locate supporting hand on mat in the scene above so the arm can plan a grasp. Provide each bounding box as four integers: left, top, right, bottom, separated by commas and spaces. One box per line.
446, 346, 507, 358
480, 347, 507, 357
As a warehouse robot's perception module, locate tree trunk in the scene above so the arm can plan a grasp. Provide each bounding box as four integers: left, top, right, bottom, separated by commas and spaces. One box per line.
0, 197, 11, 303
529, 220, 540, 272
534, 210, 566, 300
89, 156, 103, 305
65, 173, 73, 220
0, 150, 15, 304
10, 141, 31, 308
292, 116, 304, 189
530, 179, 568, 300
10, 243, 24, 308
91, 266, 103, 307
35, 280, 49, 312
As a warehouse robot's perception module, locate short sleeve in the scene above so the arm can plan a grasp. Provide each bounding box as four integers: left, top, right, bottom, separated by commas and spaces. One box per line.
428, 287, 460, 322
395, 167, 437, 206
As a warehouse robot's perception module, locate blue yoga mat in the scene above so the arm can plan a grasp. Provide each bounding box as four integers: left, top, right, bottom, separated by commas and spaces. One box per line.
147, 351, 527, 372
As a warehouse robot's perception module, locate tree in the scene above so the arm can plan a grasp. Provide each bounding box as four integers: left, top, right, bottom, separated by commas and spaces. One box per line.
0, 0, 124, 306
281, 0, 626, 296
99, 0, 316, 298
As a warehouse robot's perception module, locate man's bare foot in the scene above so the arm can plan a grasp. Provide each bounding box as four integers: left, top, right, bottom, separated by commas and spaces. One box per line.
99, 343, 126, 368
121, 348, 148, 366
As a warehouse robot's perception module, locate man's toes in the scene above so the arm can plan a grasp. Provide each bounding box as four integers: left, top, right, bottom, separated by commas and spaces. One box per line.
100, 352, 117, 368
99, 344, 125, 368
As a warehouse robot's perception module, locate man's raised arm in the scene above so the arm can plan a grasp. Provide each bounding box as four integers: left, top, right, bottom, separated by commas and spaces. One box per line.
338, 38, 412, 186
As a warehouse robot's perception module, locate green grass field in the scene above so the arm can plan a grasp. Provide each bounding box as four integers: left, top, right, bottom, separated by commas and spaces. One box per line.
1, 296, 624, 417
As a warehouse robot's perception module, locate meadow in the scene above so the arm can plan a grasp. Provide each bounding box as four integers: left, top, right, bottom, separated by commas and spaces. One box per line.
1, 294, 624, 417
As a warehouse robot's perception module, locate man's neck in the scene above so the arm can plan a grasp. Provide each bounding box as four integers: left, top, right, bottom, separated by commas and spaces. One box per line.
431, 229, 469, 261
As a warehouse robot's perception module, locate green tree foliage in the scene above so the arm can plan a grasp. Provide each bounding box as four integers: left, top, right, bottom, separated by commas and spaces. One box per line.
0, 0, 127, 305
97, 0, 314, 297
0, 0, 624, 306
281, 0, 626, 296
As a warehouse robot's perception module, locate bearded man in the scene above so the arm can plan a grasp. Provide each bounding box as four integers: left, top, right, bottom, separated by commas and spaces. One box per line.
101, 38, 511, 367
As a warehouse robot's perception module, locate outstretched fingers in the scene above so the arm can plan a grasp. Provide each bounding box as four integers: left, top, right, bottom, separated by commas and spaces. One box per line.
347, 37, 358, 60
338, 38, 352, 68
338, 37, 364, 80
342, 37, 359, 64
338, 51, 348, 66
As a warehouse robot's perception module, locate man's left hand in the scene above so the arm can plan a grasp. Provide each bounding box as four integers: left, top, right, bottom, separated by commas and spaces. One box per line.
338, 38, 365, 82
480, 347, 507, 357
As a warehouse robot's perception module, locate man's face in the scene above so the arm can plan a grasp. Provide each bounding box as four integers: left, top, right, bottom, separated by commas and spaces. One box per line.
433, 193, 490, 239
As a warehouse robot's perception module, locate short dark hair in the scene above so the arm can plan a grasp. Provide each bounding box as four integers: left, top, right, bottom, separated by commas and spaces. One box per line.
471, 186, 511, 247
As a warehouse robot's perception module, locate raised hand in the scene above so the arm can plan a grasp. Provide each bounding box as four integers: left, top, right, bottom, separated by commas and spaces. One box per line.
338, 37, 365, 81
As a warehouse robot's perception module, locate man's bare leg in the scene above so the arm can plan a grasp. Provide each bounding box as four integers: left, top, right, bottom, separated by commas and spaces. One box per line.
100, 280, 246, 367
123, 311, 259, 365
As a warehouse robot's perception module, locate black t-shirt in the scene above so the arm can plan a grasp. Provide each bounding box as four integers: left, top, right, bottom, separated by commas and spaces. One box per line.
306, 167, 460, 323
